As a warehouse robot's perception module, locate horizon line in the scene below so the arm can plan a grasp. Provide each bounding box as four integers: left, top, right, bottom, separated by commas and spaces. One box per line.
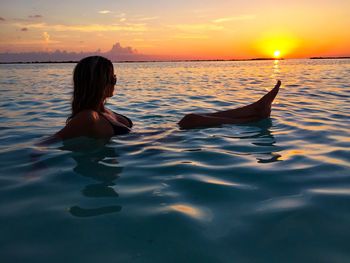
1, 56, 350, 64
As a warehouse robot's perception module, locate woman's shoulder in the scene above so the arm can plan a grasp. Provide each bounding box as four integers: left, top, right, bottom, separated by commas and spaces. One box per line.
56, 110, 112, 139
70, 109, 115, 133
74, 109, 100, 122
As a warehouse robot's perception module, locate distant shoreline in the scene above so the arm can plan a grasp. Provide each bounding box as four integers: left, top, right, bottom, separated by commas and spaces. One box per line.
309, 56, 350, 60
0, 57, 349, 64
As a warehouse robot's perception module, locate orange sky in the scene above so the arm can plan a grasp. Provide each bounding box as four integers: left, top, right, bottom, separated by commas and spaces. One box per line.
0, 0, 349, 59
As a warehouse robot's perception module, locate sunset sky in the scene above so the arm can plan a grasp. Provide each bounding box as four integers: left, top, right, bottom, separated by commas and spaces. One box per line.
1, 0, 349, 60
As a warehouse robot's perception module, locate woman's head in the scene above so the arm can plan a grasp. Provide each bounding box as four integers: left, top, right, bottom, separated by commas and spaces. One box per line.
70, 56, 116, 119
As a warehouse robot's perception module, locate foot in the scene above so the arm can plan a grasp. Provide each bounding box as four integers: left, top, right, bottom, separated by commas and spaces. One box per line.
255, 80, 281, 118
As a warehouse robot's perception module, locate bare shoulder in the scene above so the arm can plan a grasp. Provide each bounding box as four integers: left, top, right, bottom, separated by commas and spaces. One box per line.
74, 109, 100, 123
56, 110, 112, 140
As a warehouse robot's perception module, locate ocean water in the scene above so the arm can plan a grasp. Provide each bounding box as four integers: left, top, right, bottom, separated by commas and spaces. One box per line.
0, 59, 349, 263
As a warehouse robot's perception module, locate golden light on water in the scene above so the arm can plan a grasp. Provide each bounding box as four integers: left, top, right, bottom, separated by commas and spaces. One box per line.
169, 204, 203, 218
167, 204, 213, 221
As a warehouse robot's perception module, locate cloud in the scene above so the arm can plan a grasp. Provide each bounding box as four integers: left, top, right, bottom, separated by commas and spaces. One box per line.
171, 23, 224, 31
172, 34, 209, 40
21, 27, 28, 32
114, 13, 126, 18
0, 17, 5, 21
42, 32, 50, 42
0, 42, 152, 62
117, 15, 159, 23
29, 15, 43, 19
134, 16, 159, 21
13, 22, 148, 32
98, 10, 111, 14
107, 42, 136, 55
212, 15, 255, 23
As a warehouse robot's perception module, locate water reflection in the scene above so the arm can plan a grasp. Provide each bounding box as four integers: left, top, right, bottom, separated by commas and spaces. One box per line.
254, 120, 282, 163
272, 59, 280, 78
61, 139, 123, 217
82, 183, 119, 198
69, 205, 121, 217
168, 204, 208, 220
239, 119, 282, 163
257, 153, 281, 163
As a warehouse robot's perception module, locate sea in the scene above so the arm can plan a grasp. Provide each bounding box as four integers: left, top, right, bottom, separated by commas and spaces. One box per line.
0, 59, 349, 263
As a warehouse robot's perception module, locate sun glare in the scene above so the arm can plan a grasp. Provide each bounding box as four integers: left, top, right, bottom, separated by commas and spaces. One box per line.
273, 50, 281, 58
255, 32, 299, 58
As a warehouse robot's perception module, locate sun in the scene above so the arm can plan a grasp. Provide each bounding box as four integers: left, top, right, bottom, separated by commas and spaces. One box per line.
273, 50, 281, 58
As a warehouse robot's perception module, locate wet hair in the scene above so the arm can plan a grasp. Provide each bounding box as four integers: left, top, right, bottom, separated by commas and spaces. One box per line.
68, 56, 114, 122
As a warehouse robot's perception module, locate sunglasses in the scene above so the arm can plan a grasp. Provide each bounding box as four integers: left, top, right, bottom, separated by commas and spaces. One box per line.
110, 74, 117, 85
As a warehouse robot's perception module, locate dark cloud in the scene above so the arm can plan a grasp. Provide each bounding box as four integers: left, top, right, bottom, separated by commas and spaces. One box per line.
29, 15, 42, 19
0, 17, 5, 21
0, 42, 153, 62
104, 43, 140, 60
21, 27, 28, 32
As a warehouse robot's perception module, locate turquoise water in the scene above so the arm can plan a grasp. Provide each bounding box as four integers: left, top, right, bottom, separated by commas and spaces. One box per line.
0, 59, 350, 262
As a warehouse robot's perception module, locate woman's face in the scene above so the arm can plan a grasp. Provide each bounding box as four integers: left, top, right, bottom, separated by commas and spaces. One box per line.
105, 69, 116, 98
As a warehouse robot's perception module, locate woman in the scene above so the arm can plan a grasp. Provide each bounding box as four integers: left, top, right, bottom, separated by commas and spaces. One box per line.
55, 56, 133, 140
55, 56, 280, 140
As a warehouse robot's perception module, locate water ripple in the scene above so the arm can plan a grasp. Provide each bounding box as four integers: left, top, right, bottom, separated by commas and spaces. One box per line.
1, 59, 350, 262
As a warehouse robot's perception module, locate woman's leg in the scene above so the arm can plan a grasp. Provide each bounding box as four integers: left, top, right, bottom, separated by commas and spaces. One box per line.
201, 80, 280, 119
178, 80, 280, 129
